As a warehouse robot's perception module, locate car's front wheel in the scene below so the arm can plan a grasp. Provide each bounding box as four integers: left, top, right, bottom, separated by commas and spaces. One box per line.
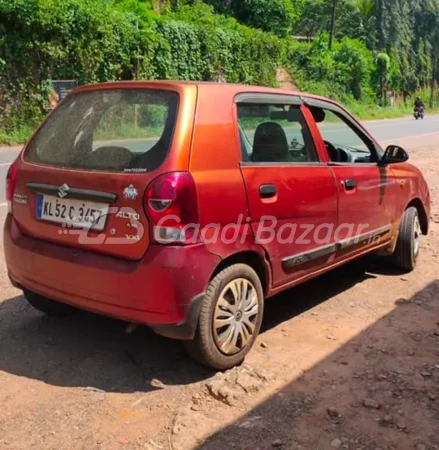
393, 206, 422, 272
24, 290, 80, 316
185, 264, 264, 370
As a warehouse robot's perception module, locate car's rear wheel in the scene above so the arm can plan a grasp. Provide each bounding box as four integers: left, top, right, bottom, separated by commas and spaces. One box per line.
24, 290, 79, 316
185, 264, 264, 370
393, 206, 421, 272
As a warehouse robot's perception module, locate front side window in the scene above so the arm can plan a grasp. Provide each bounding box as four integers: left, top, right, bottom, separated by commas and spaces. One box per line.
310, 107, 376, 164
25, 89, 179, 173
237, 103, 318, 164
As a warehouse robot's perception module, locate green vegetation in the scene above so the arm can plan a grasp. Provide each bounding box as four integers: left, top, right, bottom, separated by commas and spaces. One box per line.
1, 0, 439, 144
0, 124, 36, 146
94, 103, 168, 140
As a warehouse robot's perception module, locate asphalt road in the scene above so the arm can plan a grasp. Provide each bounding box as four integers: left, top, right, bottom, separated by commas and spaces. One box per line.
1, 114, 439, 214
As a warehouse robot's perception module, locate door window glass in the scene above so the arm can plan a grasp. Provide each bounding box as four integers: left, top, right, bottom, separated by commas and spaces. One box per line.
310, 107, 375, 164
237, 104, 318, 163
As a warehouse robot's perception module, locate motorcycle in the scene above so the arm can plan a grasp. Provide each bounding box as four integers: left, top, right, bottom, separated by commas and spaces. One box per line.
414, 105, 425, 120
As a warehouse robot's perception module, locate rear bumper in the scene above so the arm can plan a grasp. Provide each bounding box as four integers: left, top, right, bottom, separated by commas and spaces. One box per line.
4, 215, 220, 339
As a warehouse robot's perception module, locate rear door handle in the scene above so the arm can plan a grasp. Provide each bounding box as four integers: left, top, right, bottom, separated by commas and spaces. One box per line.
259, 184, 277, 198
342, 179, 357, 191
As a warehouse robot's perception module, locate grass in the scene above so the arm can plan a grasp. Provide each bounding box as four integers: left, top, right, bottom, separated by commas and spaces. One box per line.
0, 124, 37, 146
346, 104, 439, 120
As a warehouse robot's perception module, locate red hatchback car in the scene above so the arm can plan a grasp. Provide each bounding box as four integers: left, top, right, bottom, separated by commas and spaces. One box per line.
4, 81, 430, 369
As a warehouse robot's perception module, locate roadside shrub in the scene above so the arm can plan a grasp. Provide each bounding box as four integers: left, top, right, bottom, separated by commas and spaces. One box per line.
333, 38, 374, 100
286, 33, 374, 102
0, 0, 284, 139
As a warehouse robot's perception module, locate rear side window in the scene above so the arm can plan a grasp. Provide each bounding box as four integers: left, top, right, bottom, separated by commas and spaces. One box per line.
25, 89, 179, 173
237, 103, 318, 164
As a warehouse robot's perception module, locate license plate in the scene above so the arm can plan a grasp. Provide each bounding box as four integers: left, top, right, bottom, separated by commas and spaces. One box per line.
36, 194, 109, 231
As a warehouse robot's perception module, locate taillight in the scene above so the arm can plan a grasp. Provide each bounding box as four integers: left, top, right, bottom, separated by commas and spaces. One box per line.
6, 164, 17, 214
145, 172, 199, 244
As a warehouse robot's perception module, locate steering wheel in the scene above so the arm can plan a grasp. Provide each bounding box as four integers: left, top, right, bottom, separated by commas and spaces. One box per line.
323, 140, 341, 163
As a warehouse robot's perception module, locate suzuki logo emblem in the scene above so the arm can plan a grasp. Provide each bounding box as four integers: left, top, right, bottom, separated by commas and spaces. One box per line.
58, 183, 70, 198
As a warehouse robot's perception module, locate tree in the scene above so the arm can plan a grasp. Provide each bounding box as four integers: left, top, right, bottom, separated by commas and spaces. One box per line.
205, 0, 295, 37
355, 0, 374, 23
414, 0, 439, 107
293, 0, 365, 42
353, 0, 376, 47
293, 0, 329, 39
376, 52, 390, 105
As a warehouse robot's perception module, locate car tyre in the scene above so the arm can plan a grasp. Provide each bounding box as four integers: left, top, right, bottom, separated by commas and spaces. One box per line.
24, 290, 79, 316
185, 264, 264, 370
393, 207, 421, 272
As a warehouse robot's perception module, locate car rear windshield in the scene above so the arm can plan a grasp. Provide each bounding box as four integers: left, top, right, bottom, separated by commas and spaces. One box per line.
24, 89, 179, 173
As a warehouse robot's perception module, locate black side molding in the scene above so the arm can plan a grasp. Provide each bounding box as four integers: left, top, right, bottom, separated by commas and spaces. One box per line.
283, 244, 337, 269
282, 225, 393, 269
337, 225, 392, 249
26, 183, 117, 203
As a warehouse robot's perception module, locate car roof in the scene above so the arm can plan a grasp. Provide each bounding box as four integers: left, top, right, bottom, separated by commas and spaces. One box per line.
69, 80, 332, 104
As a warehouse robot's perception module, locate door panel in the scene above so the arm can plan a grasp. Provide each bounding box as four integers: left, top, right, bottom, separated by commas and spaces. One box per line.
304, 100, 400, 258
240, 165, 338, 286
236, 98, 338, 287
330, 165, 398, 256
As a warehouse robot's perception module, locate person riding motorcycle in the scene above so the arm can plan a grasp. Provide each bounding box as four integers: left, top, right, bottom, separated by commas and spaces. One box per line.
414, 97, 425, 119
414, 97, 424, 109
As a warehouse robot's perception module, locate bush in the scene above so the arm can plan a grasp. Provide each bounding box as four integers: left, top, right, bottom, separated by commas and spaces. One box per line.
2, 0, 430, 144
333, 38, 374, 100
0, 0, 284, 140
286, 33, 375, 102
204, 0, 296, 37
227, 0, 295, 37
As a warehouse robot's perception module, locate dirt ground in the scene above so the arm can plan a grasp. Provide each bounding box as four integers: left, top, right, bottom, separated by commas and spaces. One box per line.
0, 134, 438, 450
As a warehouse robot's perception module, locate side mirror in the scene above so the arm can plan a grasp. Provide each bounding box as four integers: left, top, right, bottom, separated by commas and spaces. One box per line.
380, 145, 409, 165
